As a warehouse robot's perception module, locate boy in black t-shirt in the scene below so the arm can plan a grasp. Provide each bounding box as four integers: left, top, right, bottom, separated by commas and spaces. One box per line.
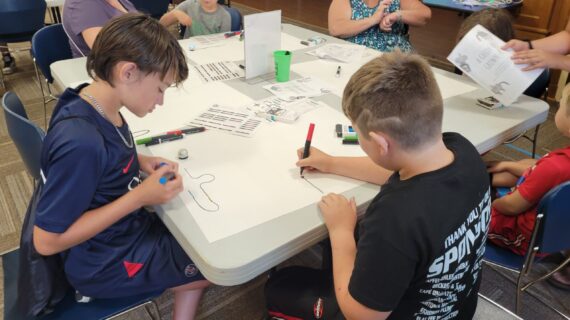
296, 51, 490, 319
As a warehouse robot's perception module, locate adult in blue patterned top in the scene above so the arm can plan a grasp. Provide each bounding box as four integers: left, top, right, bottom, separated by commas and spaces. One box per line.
328, 0, 431, 52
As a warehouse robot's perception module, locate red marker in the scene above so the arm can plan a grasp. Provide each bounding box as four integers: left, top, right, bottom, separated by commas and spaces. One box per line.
166, 127, 205, 135
300, 123, 315, 177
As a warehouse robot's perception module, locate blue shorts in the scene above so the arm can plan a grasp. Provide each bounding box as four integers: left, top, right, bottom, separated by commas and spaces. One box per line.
69, 216, 205, 298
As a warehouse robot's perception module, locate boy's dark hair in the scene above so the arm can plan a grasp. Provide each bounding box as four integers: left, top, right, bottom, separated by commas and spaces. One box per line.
457, 8, 514, 42
342, 51, 443, 150
87, 13, 188, 86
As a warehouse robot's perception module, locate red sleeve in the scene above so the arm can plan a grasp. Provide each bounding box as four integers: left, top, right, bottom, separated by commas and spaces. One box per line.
517, 156, 568, 204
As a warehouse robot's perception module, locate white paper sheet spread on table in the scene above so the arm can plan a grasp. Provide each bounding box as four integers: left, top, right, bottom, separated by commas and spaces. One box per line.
184, 32, 305, 66
447, 24, 543, 106
263, 77, 332, 100
306, 43, 366, 63
433, 73, 477, 100
188, 105, 261, 137
149, 105, 368, 243
291, 48, 382, 97
187, 33, 227, 50
192, 61, 244, 83
122, 82, 253, 138
244, 97, 324, 123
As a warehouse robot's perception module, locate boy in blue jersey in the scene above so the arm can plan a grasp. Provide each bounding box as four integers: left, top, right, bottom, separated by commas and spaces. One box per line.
33, 13, 209, 320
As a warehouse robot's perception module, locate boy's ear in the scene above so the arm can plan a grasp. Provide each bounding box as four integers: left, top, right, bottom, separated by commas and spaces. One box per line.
117, 62, 139, 83
369, 131, 390, 155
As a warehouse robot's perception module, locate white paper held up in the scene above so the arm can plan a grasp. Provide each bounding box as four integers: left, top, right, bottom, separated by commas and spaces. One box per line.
447, 24, 543, 106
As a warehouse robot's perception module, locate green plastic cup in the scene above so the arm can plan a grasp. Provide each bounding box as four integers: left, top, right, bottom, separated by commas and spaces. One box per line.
274, 50, 292, 82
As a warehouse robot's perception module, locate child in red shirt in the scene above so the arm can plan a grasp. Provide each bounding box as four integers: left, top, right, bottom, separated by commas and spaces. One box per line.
487, 84, 570, 255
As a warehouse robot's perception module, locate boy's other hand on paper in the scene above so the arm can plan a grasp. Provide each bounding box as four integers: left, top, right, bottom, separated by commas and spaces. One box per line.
137, 165, 183, 206
296, 146, 333, 173
318, 193, 357, 232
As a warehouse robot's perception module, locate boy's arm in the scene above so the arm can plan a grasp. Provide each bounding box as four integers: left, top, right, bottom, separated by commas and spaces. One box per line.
487, 159, 536, 177
33, 166, 182, 256
160, 10, 192, 27
320, 194, 391, 320
296, 147, 392, 185
492, 190, 532, 216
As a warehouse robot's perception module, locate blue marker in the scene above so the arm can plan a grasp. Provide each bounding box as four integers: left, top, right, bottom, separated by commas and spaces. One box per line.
158, 162, 175, 185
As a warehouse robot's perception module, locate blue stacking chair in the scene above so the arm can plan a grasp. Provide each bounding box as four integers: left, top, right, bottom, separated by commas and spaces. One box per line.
2, 249, 164, 320
226, 6, 242, 32
32, 24, 73, 128
0, 0, 46, 88
2, 92, 45, 181
484, 181, 570, 316
130, 0, 170, 19
2, 91, 164, 320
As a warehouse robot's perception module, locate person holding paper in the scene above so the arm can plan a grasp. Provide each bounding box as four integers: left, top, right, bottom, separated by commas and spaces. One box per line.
504, 18, 570, 72
328, 0, 431, 52
160, 0, 231, 38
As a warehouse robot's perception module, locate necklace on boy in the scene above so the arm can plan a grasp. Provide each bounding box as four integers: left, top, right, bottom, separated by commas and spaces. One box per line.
81, 92, 134, 149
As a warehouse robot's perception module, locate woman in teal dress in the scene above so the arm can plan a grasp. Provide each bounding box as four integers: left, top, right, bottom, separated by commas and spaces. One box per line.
328, 0, 431, 52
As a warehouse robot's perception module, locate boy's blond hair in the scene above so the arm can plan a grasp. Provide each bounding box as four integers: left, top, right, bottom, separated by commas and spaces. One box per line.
342, 51, 443, 150
87, 13, 188, 86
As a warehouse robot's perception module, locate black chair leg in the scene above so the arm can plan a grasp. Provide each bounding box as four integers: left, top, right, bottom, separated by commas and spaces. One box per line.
531, 124, 540, 159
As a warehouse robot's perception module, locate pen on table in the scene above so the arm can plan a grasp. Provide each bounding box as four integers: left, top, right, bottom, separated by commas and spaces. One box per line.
335, 66, 341, 78
166, 126, 206, 135
144, 134, 183, 146
300, 123, 315, 177
136, 133, 181, 145
224, 31, 241, 38
136, 127, 205, 145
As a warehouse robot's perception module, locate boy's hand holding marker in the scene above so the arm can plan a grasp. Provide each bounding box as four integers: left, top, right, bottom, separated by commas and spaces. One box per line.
296, 147, 334, 174
135, 163, 183, 206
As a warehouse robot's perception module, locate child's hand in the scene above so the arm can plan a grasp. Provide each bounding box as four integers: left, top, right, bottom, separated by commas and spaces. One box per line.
139, 155, 179, 175
296, 146, 333, 174
318, 193, 357, 233
136, 165, 183, 206
486, 160, 511, 173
